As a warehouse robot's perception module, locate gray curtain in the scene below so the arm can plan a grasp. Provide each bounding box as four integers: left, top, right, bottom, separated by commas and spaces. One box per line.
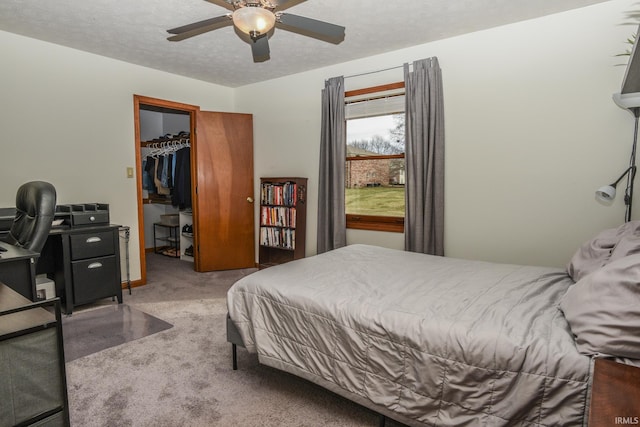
404, 57, 445, 255
317, 76, 346, 254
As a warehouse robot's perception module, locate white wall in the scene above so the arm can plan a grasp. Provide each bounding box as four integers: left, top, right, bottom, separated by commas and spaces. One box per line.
236, 0, 639, 267
0, 30, 236, 281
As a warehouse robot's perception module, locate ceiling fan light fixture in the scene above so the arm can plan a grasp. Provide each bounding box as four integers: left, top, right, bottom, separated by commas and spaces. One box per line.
232, 6, 276, 38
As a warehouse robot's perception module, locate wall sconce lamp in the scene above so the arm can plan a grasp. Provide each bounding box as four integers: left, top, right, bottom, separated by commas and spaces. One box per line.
596, 165, 636, 215
598, 93, 640, 222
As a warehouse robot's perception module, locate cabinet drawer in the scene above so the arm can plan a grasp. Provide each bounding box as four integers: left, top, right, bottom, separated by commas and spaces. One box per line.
71, 211, 109, 226
70, 231, 115, 260
71, 255, 118, 305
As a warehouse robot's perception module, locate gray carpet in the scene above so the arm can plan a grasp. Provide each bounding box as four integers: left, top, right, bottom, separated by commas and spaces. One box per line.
64, 254, 405, 427
62, 304, 173, 362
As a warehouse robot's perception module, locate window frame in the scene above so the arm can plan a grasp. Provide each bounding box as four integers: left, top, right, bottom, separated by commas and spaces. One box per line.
345, 82, 405, 233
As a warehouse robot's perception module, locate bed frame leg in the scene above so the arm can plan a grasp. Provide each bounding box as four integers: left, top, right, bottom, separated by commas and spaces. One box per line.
232, 343, 237, 370
378, 414, 386, 427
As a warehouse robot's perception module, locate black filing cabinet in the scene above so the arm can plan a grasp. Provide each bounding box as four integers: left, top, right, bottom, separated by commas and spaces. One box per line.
69, 229, 120, 306
41, 225, 123, 314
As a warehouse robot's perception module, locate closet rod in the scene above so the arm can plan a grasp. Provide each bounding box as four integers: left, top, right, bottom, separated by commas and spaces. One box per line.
141, 140, 189, 147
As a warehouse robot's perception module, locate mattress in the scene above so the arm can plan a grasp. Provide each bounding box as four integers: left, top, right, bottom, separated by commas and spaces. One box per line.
227, 244, 592, 426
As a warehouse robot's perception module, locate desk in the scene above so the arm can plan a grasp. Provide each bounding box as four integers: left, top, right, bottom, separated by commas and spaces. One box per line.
0, 208, 123, 314
0, 241, 38, 301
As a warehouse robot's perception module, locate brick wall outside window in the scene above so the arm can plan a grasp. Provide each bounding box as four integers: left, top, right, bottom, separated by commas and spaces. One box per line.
346, 158, 391, 188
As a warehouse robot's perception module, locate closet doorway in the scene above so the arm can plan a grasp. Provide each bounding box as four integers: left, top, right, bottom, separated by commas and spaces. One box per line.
133, 95, 256, 285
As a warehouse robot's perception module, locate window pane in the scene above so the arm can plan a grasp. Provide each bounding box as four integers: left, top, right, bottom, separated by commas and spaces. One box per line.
346, 113, 405, 218
346, 114, 405, 156
345, 162, 405, 217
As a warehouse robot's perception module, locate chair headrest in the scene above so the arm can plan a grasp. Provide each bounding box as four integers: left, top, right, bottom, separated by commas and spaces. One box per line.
15, 181, 57, 217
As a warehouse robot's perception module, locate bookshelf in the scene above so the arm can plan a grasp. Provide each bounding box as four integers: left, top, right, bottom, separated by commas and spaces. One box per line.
259, 177, 307, 269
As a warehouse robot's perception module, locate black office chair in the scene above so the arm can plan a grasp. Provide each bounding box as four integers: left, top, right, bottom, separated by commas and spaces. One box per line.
3, 181, 57, 253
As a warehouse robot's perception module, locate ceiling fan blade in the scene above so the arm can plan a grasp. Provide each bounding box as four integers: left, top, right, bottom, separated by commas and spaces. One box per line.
251, 35, 270, 63
271, 0, 308, 11
276, 13, 345, 44
204, 0, 235, 11
167, 15, 231, 35
167, 16, 233, 42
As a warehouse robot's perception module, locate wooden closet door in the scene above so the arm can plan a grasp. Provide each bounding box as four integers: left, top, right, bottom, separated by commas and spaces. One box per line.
193, 111, 255, 271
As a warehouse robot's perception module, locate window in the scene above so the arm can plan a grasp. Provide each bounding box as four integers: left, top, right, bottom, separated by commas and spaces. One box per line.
345, 82, 405, 232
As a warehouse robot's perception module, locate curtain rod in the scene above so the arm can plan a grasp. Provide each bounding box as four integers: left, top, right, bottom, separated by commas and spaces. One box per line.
344, 65, 404, 79
343, 57, 436, 79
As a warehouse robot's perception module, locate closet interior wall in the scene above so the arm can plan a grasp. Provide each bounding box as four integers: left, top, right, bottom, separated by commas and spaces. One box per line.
139, 107, 193, 262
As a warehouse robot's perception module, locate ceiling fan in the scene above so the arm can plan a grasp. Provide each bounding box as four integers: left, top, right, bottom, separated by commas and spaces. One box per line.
167, 0, 346, 63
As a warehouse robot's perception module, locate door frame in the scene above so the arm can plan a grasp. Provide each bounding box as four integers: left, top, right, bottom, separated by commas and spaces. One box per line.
133, 95, 199, 286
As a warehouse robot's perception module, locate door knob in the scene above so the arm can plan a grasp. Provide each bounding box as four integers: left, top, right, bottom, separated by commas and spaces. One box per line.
247, 197, 254, 203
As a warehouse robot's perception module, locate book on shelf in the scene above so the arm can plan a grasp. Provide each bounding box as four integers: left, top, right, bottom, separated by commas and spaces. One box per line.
260, 182, 298, 206
260, 206, 297, 228
259, 227, 296, 250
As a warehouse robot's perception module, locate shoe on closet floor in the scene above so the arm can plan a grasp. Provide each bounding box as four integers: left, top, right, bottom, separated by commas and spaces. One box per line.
162, 247, 178, 257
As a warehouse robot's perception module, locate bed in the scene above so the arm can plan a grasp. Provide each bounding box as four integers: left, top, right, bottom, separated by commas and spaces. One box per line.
227, 226, 640, 426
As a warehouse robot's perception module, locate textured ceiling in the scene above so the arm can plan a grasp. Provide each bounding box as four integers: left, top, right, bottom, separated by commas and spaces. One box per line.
0, 0, 611, 88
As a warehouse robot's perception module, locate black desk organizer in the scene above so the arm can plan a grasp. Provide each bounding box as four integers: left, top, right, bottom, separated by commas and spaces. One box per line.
55, 203, 109, 227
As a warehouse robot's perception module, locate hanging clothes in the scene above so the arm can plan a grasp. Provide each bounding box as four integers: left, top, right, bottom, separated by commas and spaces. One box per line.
172, 147, 191, 209
161, 153, 173, 188
143, 133, 190, 201
154, 156, 171, 196
143, 157, 157, 193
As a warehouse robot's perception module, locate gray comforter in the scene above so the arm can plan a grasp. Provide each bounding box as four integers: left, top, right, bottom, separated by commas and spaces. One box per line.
227, 244, 591, 426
